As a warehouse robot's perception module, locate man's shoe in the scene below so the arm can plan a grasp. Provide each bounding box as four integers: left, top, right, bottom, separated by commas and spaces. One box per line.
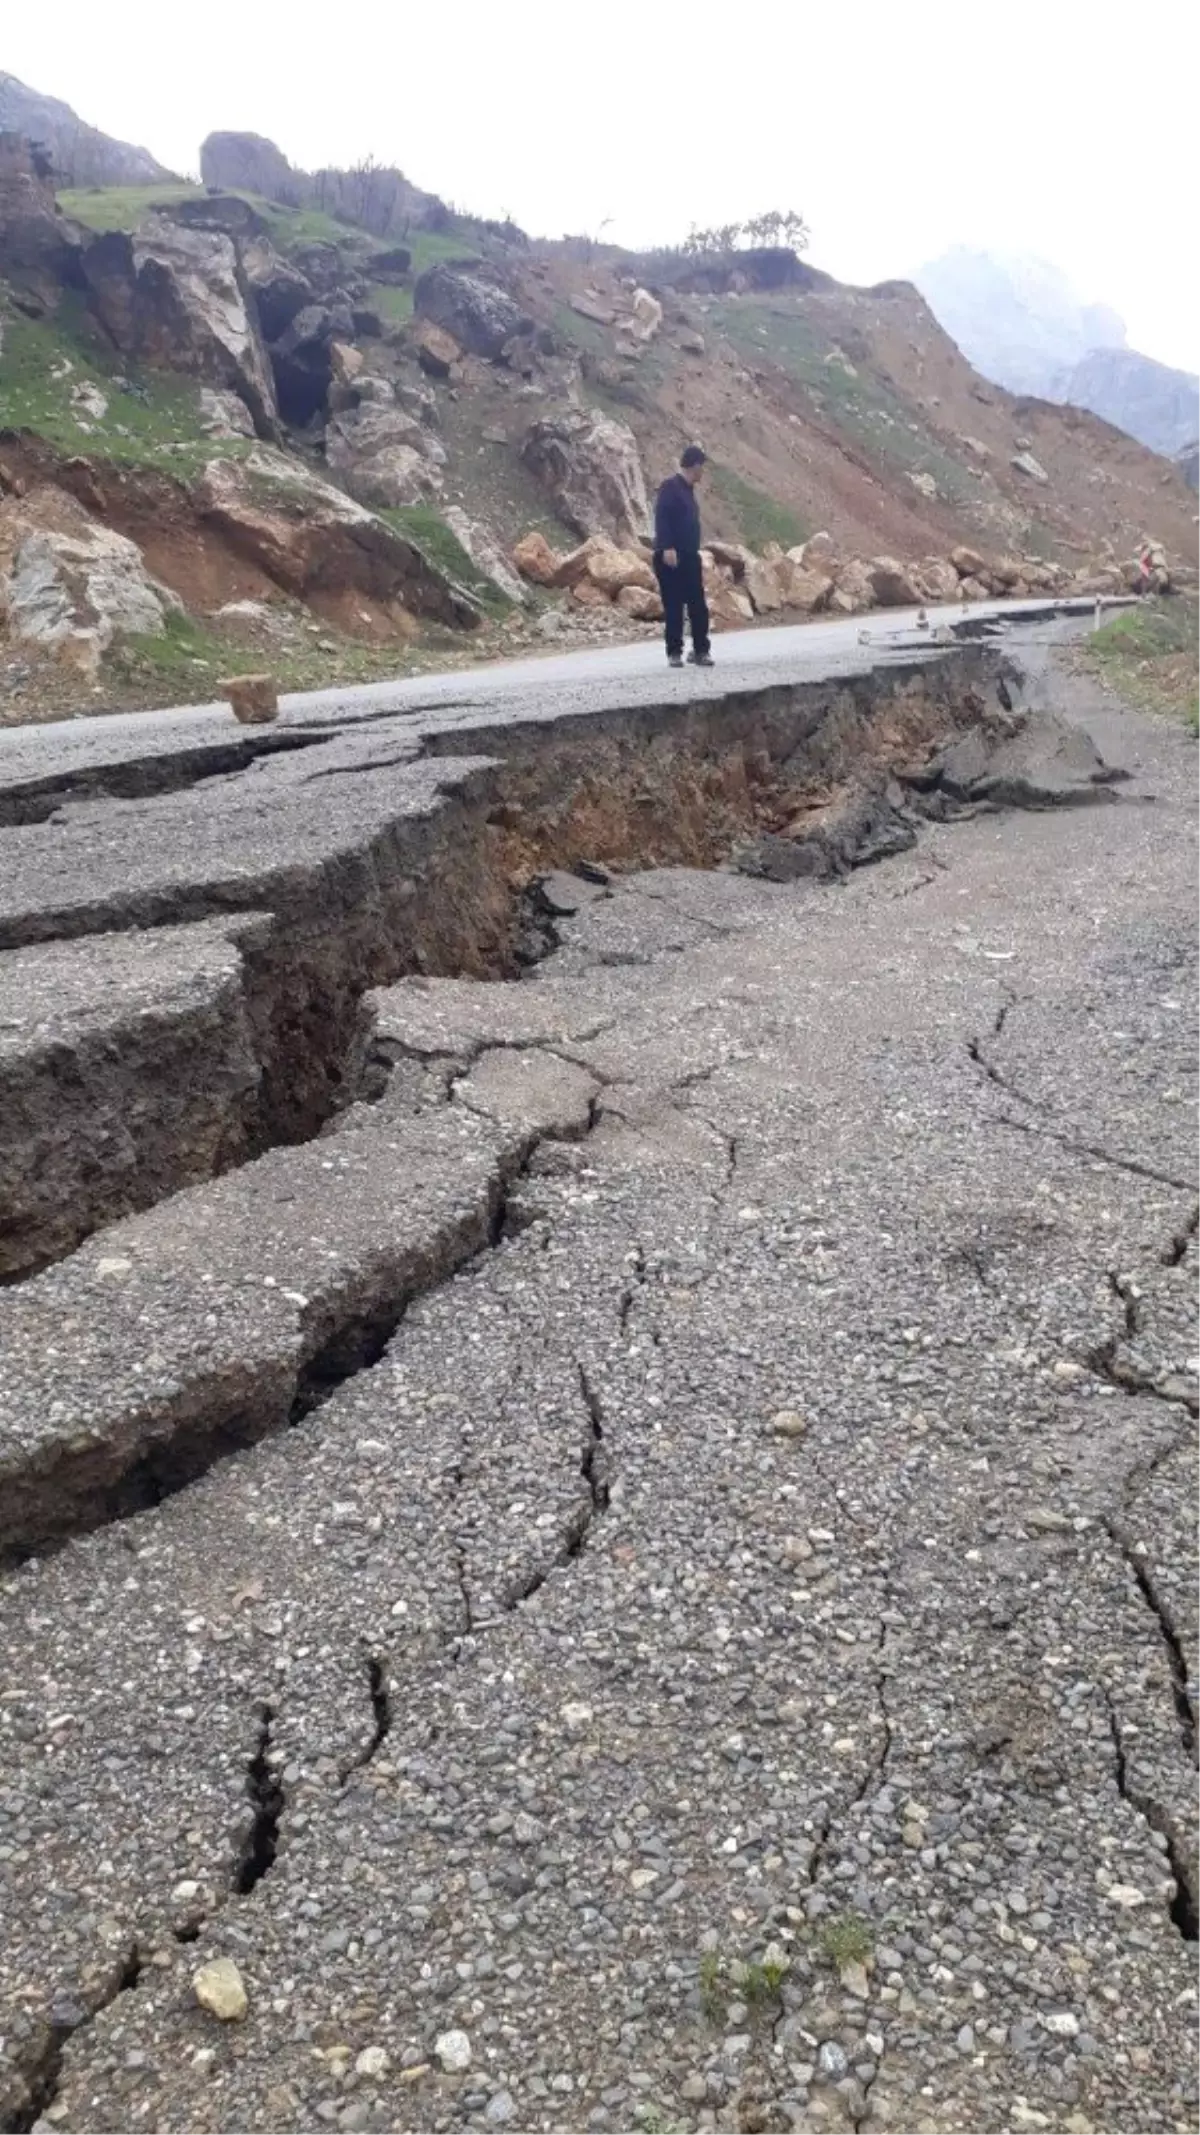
667, 652, 683, 668
687, 650, 715, 667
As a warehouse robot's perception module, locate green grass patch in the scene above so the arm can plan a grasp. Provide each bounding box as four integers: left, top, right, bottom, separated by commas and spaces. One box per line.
58, 183, 379, 257
380, 505, 511, 616
58, 183, 206, 230
0, 298, 241, 476
710, 463, 808, 550
1079, 599, 1198, 731
108, 608, 226, 685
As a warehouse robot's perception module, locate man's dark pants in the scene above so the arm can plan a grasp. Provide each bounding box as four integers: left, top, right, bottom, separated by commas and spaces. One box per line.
654, 551, 710, 659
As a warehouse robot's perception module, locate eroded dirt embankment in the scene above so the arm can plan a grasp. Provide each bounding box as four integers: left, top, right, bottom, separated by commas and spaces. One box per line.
0, 652, 1010, 1281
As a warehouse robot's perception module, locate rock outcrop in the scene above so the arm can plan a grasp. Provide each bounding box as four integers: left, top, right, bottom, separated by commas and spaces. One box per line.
324, 403, 446, 508
80, 215, 278, 437
0, 132, 82, 312
520, 408, 650, 545
195, 449, 480, 627
0, 483, 177, 674
199, 131, 305, 206
412, 263, 532, 362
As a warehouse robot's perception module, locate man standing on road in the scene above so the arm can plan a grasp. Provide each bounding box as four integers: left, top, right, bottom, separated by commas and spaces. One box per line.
653, 445, 713, 668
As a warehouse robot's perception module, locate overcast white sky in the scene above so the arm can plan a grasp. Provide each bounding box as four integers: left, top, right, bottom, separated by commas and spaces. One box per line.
7, 0, 1199, 371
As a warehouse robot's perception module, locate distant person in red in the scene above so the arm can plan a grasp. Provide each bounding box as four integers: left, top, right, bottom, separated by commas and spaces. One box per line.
1138, 544, 1156, 596
653, 445, 713, 668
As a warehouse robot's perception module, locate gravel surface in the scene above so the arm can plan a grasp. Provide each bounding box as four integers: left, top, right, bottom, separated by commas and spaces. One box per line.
0, 622, 1194, 2135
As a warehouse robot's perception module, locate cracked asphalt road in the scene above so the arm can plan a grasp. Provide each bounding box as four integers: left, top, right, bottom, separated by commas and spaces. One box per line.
0, 626, 1196, 2135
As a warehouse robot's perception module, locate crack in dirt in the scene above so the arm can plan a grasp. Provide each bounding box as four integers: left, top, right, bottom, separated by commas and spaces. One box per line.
1084, 1271, 1199, 1415
232, 1701, 285, 1896
339, 1654, 394, 1784
618, 1246, 647, 1334
1106, 1520, 1198, 1764
2, 1945, 142, 2134
1104, 1694, 1198, 1942
806, 1617, 893, 1887
966, 1002, 1192, 1193
1162, 1206, 1199, 1268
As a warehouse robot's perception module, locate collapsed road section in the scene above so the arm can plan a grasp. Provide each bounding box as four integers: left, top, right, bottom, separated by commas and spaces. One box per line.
0, 611, 1127, 1285
0, 608, 1196, 2135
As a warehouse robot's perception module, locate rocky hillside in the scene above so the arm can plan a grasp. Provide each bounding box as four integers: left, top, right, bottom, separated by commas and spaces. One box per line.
0, 116, 1195, 721
0, 73, 172, 188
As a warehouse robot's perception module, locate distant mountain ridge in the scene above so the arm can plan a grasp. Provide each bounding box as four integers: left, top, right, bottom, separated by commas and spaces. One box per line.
915, 246, 1198, 458
1050, 345, 1199, 459
0, 72, 173, 187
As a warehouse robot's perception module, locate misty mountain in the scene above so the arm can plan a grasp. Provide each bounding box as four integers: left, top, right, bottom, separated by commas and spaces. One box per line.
914, 246, 1198, 459
0, 72, 174, 188
913, 248, 1127, 394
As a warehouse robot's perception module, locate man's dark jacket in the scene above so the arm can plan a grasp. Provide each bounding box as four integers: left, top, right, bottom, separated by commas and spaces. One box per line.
654, 472, 701, 559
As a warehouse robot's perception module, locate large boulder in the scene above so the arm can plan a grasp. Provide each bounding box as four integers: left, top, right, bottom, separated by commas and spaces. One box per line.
702, 557, 754, 629
828, 560, 875, 615
573, 539, 656, 596
865, 557, 924, 607
413, 263, 532, 361
198, 388, 256, 439
413, 319, 463, 379
324, 404, 446, 508
949, 545, 987, 579
521, 407, 650, 545
742, 553, 783, 614
512, 530, 563, 587
200, 131, 307, 206
775, 559, 834, 613
615, 582, 663, 621
0, 484, 176, 674
195, 449, 480, 628
0, 133, 82, 312
916, 558, 961, 603
239, 235, 314, 343
81, 216, 278, 436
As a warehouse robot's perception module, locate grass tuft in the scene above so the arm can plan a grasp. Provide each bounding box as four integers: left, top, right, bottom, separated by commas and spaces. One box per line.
818, 1912, 873, 1971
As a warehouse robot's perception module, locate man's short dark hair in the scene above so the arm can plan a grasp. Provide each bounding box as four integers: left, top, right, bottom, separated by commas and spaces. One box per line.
680, 444, 707, 469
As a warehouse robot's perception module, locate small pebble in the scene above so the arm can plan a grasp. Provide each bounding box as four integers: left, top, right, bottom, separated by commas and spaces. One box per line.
434, 2028, 472, 2072
192, 1957, 248, 2023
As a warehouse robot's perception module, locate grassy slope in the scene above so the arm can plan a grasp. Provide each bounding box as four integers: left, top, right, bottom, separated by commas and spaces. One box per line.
1077, 600, 1198, 732
0, 296, 241, 476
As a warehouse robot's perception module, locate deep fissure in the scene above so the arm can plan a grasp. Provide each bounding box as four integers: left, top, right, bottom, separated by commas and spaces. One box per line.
1105, 1700, 1198, 1941
1108, 1521, 1198, 1761
340, 1654, 394, 1781
233, 1703, 285, 1896
2, 1946, 142, 2135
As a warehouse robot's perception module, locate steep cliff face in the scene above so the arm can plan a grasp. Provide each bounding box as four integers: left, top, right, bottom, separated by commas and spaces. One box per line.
0, 73, 172, 187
